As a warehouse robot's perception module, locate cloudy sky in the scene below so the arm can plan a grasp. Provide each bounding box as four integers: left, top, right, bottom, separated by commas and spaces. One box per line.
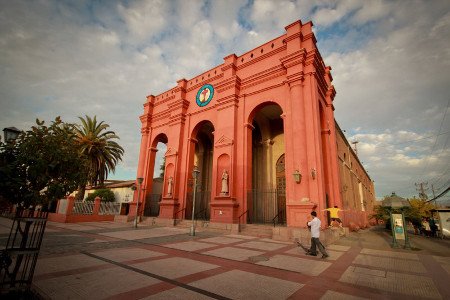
1, 0, 449, 203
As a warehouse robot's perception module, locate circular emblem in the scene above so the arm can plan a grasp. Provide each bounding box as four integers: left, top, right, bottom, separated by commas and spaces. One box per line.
196, 84, 214, 107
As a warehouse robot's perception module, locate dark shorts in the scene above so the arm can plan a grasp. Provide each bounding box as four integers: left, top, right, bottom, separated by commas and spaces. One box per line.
331, 218, 342, 223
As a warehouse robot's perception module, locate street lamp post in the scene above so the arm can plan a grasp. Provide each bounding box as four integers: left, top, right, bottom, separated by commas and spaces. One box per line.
190, 166, 200, 236
134, 177, 144, 228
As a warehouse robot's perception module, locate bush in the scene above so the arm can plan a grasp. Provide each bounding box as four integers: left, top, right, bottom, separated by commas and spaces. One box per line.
85, 189, 115, 202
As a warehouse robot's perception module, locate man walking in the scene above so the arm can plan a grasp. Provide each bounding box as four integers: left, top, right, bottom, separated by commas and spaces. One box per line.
307, 211, 329, 259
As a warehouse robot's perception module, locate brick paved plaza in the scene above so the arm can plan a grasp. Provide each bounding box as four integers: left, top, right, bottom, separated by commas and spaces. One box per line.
1, 218, 449, 299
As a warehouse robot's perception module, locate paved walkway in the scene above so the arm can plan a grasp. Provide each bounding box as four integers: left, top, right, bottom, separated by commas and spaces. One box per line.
1, 218, 449, 299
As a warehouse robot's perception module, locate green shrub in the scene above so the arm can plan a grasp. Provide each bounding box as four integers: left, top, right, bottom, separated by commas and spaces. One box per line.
85, 189, 115, 202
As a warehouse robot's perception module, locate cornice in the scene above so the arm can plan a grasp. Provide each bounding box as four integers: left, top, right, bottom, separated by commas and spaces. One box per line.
168, 114, 186, 125
242, 82, 285, 97
216, 76, 241, 93
216, 94, 238, 105
140, 127, 150, 134
139, 114, 152, 124
284, 31, 302, 43
151, 110, 171, 124
154, 95, 175, 107
186, 73, 224, 92
188, 102, 218, 116
168, 99, 190, 110
241, 65, 287, 91
280, 48, 307, 69
237, 44, 287, 70
302, 32, 316, 44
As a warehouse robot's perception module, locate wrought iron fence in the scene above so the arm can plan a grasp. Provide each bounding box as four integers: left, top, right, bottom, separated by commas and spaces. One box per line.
143, 194, 161, 217
72, 201, 94, 215
247, 189, 286, 225
0, 208, 48, 294
99, 202, 120, 215
185, 190, 210, 220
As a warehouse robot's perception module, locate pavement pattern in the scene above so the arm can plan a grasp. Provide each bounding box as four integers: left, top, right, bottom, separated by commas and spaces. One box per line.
1, 218, 449, 299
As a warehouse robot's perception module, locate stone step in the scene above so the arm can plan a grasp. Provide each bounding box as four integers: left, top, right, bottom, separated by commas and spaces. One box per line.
239, 224, 274, 238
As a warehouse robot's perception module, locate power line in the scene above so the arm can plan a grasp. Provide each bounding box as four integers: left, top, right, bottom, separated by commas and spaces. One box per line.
389, 131, 450, 146
420, 98, 449, 179
426, 185, 450, 203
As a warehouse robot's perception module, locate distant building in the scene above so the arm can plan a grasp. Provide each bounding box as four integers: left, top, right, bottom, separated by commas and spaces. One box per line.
80, 179, 163, 216
2, 127, 21, 142
134, 20, 376, 232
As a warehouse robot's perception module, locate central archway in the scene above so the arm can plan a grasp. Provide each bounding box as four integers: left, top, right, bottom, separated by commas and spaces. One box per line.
186, 121, 214, 221
248, 103, 286, 224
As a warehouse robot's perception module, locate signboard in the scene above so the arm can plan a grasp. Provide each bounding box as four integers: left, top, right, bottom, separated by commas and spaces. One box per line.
392, 213, 405, 240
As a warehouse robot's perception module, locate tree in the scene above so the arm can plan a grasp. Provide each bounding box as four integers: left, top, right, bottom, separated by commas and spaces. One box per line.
73, 115, 124, 199
370, 195, 436, 229
159, 157, 166, 178
85, 189, 115, 202
0, 117, 88, 207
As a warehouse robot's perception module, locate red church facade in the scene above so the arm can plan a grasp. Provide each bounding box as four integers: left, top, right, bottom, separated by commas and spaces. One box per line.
134, 20, 375, 231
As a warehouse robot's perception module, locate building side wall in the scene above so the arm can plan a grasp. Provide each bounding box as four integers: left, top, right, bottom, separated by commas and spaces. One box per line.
335, 124, 376, 214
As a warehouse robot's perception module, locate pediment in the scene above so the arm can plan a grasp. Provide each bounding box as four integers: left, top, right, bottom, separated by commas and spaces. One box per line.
165, 147, 177, 157
215, 135, 233, 147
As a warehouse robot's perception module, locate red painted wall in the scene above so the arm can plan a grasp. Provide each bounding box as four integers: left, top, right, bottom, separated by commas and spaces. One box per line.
135, 20, 371, 228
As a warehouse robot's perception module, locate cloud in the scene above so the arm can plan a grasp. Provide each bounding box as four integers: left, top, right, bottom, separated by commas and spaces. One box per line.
313, 0, 362, 27
0, 0, 449, 201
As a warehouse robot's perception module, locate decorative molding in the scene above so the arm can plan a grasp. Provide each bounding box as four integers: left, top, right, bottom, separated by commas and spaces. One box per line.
284, 31, 302, 43
237, 44, 287, 70
139, 114, 152, 125
140, 127, 150, 134
154, 95, 175, 107
168, 99, 189, 110
280, 48, 307, 69
186, 73, 224, 92
240, 66, 287, 91
165, 147, 178, 157
242, 82, 285, 97
215, 135, 233, 148
216, 76, 241, 94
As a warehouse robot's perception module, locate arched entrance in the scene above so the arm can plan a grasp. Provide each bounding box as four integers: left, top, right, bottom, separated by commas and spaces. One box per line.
143, 133, 167, 217
275, 154, 286, 224
186, 121, 214, 221
248, 103, 286, 224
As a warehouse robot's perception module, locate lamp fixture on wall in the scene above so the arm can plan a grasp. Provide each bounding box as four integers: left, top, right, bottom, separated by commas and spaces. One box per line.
311, 168, 316, 179
293, 170, 302, 183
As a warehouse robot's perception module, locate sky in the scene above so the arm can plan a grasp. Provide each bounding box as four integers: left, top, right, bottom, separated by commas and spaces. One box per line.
1, 0, 449, 203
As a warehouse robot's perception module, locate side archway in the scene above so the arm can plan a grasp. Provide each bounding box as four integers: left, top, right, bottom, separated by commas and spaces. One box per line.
185, 120, 215, 221
142, 133, 168, 217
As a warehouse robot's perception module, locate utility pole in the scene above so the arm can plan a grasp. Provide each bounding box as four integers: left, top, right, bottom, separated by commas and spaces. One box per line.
415, 182, 429, 200
431, 184, 437, 207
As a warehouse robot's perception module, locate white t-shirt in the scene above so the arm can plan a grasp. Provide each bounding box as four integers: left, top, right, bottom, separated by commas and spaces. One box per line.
308, 217, 321, 238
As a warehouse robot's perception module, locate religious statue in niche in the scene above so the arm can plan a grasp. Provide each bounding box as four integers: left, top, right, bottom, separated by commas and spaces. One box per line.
221, 170, 229, 196
167, 176, 173, 197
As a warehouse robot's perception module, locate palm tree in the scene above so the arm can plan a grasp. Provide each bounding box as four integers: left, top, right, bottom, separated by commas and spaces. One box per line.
74, 115, 124, 199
